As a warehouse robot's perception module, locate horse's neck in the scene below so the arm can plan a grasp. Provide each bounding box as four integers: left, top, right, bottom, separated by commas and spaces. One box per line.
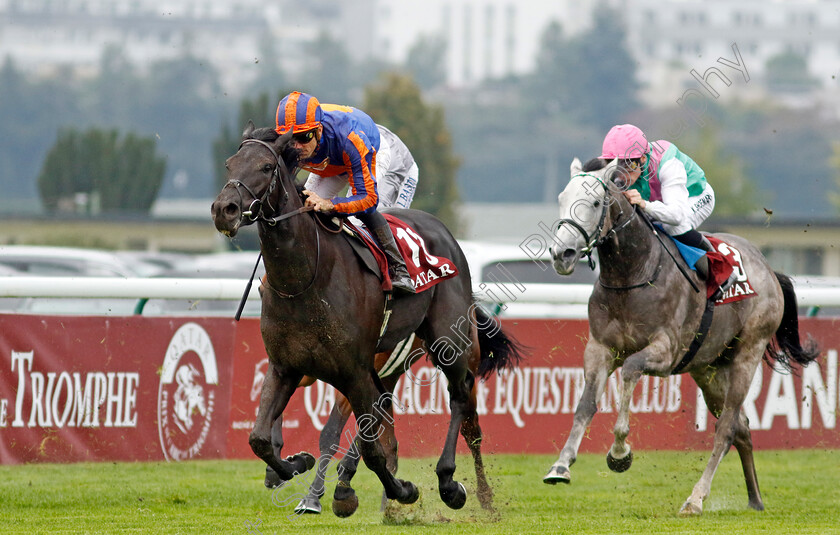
597, 202, 659, 283
258, 207, 318, 283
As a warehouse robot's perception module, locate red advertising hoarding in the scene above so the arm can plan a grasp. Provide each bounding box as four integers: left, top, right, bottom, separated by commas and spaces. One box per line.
1, 314, 838, 465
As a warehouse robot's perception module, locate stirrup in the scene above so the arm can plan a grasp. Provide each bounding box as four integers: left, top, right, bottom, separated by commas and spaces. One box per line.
391, 274, 416, 294
711, 272, 738, 301
719, 271, 737, 294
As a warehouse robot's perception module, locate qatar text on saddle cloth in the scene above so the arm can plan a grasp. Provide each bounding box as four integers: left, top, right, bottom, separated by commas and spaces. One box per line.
347, 214, 459, 292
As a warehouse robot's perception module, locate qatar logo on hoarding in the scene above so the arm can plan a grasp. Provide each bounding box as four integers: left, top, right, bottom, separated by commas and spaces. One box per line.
157, 322, 218, 461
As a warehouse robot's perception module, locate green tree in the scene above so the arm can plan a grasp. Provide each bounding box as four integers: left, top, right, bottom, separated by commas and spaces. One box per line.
363, 72, 461, 232
525, 9, 639, 131
212, 91, 290, 191
406, 34, 448, 91
37, 127, 166, 214
301, 32, 355, 104
765, 51, 819, 93
685, 127, 761, 218
0, 58, 83, 202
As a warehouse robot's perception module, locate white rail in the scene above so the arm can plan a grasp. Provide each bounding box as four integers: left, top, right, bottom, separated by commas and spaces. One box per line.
0, 277, 838, 307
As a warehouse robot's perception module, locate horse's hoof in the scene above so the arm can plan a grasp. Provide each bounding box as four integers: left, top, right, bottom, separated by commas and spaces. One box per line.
748, 498, 765, 512
679, 498, 703, 516
332, 494, 359, 518
264, 466, 281, 489
294, 495, 322, 515
606, 448, 633, 473
397, 480, 420, 505
286, 451, 317, 474
543, 464, 571, 484
441, 481, 467, 510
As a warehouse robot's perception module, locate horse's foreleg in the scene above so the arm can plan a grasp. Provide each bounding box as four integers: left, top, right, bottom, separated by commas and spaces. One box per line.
544, 341, 613, 484
249, 362, 315, 482
608, 335, 674, 473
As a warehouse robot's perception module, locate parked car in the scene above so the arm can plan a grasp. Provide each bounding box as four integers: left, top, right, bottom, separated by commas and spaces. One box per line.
458, 240, 597, 318
0, 245, 140, 278
0, 245, 141, 315
113, 251, 194, 277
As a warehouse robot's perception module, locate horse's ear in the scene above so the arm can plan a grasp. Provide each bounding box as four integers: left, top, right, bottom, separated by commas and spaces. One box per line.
278, 127, 293, 145
242, 120, 256, 140
570, 157, 583, 175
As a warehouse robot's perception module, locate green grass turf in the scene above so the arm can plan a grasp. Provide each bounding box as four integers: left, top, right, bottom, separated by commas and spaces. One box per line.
0, 450, 838, 534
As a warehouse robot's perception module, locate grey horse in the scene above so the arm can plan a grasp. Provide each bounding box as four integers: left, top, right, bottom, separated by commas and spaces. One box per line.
542, 157, 819, 515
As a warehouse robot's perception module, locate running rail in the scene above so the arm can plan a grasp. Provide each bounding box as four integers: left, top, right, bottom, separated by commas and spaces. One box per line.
0, 277, 837, 307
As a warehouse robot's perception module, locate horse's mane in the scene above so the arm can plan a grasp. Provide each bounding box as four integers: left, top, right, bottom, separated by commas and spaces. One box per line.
249, 126, 280, 142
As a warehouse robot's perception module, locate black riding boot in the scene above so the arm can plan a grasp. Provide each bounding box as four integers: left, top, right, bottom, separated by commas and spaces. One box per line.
359, 212, 416, 294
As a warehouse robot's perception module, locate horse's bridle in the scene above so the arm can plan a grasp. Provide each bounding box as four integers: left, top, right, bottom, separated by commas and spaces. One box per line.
224, 138, 322, 299
554, 172, 636, 269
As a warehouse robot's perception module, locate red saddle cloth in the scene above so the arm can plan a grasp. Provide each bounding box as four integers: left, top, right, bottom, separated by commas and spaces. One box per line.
345, 214, 459, 293
705, 235, 757, 304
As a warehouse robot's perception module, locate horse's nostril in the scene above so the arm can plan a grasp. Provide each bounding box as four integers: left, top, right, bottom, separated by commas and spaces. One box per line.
561, 249, 577, 261
224, 203, 239, 217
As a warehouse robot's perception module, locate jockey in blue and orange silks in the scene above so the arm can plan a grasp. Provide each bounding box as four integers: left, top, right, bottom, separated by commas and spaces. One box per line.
275, 91, 418, 293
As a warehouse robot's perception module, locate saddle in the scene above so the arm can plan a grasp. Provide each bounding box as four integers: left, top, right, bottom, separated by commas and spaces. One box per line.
670, 234, 756, 304
338, 213, 459, 293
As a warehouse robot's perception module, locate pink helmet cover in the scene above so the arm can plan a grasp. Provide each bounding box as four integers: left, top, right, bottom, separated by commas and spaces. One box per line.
600, 124, 649, 159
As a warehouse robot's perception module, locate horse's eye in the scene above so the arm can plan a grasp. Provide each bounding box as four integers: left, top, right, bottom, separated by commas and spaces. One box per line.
593, 200, 601, 207
263, 164, 272, 173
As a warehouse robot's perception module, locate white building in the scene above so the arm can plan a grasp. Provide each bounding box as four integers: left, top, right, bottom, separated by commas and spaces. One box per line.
1, 0, 840, 99
374, 0, 588, 87
0, 0, 280, 91
624, 0, 840, 106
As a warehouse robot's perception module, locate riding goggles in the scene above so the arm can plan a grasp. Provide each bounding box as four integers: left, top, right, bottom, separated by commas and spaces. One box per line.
292, 130, 316, 144
621, 158, 643, 171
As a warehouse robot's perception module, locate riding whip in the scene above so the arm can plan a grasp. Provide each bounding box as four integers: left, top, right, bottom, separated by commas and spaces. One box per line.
235, 252, 263, 321
635, 207, 701, 293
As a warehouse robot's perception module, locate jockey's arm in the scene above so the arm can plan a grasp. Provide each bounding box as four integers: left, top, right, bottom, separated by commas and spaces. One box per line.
643, 159, 690, 228
329, 131, 379, 215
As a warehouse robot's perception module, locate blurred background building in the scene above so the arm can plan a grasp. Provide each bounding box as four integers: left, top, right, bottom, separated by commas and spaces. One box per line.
1, 0, 839, 275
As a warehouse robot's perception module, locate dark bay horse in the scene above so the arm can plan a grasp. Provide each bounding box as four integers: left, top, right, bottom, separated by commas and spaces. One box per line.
287, 330, 512, 515
542, 157, 819, 515
271, 337, 419, 515
211, 123, 524, 517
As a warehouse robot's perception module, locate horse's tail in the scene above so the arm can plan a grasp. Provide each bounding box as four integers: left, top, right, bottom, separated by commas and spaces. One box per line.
766, 272, 820, 371
474, 304, 528, 379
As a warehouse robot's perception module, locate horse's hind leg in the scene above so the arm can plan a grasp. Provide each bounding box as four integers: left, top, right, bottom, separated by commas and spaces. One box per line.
250, 362, 316, 482
733, 410, 764, 511
332, 379, 418, 518
687, 358, 765, 515
544, 339, 613, 484
461, 375, 494, 510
